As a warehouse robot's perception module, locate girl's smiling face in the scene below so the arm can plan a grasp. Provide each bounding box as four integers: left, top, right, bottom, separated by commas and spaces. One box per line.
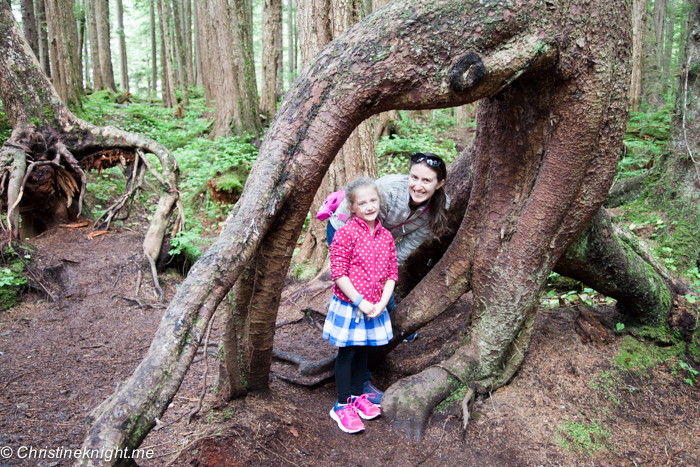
408, 163, 445, 206
350, 186, 380, 225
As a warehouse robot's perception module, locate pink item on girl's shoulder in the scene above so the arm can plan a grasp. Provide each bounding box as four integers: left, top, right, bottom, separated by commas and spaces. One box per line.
316, 190, 346, 221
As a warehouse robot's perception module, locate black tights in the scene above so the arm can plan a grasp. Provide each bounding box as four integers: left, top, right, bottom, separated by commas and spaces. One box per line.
335, 346, 368, 403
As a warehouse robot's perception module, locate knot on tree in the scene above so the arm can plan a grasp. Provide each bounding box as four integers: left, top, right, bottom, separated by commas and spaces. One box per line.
448, 52, 485, 92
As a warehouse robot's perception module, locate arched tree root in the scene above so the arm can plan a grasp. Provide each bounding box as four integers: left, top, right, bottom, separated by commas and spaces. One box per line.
0, 121, 182, 300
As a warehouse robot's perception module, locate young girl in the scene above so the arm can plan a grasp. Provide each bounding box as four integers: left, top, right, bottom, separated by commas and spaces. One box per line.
323, 177, 398, 434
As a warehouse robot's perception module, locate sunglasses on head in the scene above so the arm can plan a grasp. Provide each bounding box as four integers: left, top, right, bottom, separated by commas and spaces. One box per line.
411, 152, 444, 168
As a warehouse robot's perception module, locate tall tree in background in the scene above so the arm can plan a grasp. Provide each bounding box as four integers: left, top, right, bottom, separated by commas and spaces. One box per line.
184, 0, 193, 85
150, 0, 157, 93
95, 0, 117, 91
36, 0, 50, 76
44, 0, 83, 107
20, 0, 39, 57
662, 0, 678, 95
260, 0, 282, 121
286, 0, 294, 86
293, 0, 377, 269
116, 0, 128, 91
171, 0, 188, 106
631, 0, 646, 111
77, 0, 86, 88
196, 0, 261, 137
193, 0, 203, 87
87, 0, 103, 89
157, 0, 177, 107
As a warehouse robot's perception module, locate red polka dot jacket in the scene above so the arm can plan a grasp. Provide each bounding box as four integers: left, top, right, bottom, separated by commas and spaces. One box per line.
330, 216, 399, 305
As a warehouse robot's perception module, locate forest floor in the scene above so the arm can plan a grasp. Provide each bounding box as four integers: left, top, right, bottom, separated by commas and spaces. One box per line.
0, 223, 699, 467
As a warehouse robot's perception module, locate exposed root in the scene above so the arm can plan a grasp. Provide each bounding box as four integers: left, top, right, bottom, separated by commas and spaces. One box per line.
271, 349, 336, 377
383, 366, 460, 442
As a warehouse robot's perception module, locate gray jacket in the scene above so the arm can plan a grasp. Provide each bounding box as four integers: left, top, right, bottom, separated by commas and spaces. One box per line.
330, 174, 450, 265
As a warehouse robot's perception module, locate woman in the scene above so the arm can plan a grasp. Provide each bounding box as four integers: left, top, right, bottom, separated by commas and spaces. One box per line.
326, 152, 450, 405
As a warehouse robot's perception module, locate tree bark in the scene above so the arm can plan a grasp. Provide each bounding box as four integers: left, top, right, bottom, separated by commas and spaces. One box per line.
79, 0, 635, 458
196, 0, 261, 137
77, 0, 86, 88
44, 0, 83, 108
87, 0, 103, 90
157, 0, 177, 108
261, 0, 282, 121
95, 0, 117, 92
21, 0, 39, 58
630, 0, 647, 111
116, 0, 128, 91
150, 0, 157, 94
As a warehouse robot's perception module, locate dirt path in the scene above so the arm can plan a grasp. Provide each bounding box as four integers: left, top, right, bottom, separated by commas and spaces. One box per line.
0, 228, 698, 466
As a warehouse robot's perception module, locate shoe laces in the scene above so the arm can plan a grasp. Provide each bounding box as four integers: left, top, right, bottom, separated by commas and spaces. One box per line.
340, 398, 362, 422
353, 394, 374, 412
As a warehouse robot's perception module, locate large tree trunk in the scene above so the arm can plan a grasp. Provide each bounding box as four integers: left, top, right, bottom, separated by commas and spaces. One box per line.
21, 0, 39, 58
79, 0, 641, 460
44, 0, 83, 108
95, 0, 117, 92
196, 0, 261, 137
87, 0, 103, 90
261, 0, 282, 121
116, 0, 128, 91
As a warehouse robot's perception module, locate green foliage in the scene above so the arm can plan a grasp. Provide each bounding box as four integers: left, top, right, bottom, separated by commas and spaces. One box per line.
617, 108, 671, 184
169, 226, 205, 260
0, 246, 28, 311
376, 110, 459, 177
0, 100, 11, 142
678, 361, 698, 386
291, 261, 317, 281
555, 419, 610, 455
614, 336, 685, 375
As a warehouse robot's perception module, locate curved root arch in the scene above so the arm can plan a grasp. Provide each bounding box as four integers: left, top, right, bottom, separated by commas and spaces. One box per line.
70, 0, 636, 461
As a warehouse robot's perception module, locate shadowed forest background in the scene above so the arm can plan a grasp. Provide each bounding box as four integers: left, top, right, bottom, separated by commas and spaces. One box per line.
0, 0, 699, 465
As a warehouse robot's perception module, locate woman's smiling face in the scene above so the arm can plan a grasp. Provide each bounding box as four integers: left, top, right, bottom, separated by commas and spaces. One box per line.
408, 163, 445, 206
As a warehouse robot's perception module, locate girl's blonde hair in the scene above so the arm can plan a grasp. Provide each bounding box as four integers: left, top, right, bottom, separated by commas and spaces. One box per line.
345, 177, 382, 209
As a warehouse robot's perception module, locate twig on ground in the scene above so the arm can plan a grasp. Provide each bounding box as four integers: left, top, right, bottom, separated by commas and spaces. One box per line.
413, 416, 453, 467
0, 370, 36, 393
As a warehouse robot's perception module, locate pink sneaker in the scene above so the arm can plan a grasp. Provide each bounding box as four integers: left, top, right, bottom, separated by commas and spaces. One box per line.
352, 394, 381, 420
330, 400, 365, 433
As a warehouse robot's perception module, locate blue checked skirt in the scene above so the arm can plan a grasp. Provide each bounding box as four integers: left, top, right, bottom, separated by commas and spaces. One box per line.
323, 295, 393, 347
